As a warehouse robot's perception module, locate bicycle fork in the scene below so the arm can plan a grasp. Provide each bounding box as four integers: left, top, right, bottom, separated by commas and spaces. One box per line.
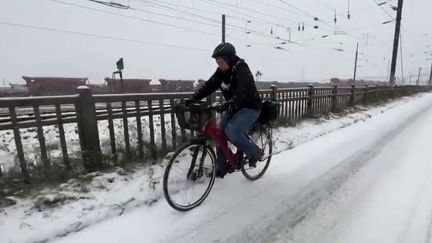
186, 139, 209, 180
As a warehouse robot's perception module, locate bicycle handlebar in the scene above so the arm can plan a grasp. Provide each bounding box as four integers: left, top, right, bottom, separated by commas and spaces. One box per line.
183, 100, 225, 113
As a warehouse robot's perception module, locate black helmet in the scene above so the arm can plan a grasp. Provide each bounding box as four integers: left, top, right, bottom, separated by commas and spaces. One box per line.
212, 42, 236, 58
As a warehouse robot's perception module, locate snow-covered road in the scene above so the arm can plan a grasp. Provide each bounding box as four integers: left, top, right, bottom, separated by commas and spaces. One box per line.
54, 92, 432, 243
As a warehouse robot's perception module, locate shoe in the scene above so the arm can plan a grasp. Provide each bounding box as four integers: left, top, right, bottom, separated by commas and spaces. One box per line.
215, 169, 226, 178
248, 149, 263, 167
248, 157, 258, 167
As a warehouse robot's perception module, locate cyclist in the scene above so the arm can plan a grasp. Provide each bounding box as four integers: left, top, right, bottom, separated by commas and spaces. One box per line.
192, 43, 262, 178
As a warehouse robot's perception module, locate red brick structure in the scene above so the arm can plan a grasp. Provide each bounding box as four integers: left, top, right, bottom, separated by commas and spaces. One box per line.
159, 79, 195, 92
104, 78, 152, 93
22, 76, 88, 95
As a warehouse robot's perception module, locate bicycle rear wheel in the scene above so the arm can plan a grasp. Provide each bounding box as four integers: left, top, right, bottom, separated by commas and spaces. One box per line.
241, 124, 272, 181
163, 140, 216, 211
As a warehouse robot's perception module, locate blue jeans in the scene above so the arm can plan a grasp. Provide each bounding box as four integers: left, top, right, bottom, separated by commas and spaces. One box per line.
216, 108, 260, 172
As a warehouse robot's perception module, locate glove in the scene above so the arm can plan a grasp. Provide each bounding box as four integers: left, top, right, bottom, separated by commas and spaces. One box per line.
221, 99, 238, 114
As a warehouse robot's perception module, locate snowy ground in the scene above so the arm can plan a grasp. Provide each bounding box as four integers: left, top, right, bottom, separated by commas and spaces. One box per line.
0, 112, 177, 174
1, 92, 431, 243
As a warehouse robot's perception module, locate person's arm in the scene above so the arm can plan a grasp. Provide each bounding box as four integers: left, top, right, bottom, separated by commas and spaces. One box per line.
192, 69, 222, 100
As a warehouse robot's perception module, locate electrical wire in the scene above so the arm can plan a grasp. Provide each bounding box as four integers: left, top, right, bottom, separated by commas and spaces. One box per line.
52, 0, 298, 52
248, 0, 301, 15
49, 0, 219, 36
199, 0, 299, 25
276, 0, 361, 40
131, 0, 304, 46
0, 20, 210, 51
370, 0, 394, 18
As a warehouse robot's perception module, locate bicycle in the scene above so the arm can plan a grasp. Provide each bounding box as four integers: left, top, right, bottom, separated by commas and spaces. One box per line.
163, 100, 275, 211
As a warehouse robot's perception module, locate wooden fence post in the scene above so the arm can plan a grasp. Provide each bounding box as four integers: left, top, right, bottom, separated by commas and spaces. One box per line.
147, 99, 157, 159
270, 85, 277, 101
75, 86, 102, 171
363, 85, 369, 104
374, 85, 379, 102
9, 106, 30, 183
350, 84, 355, 106
55, 104, 71, 170
135, 100, 144, 159
121, 101, 131, 160
391, 85, 397, 98
33, 105, 50, 172
307, 84, 314, 117
331, 85, 338, 112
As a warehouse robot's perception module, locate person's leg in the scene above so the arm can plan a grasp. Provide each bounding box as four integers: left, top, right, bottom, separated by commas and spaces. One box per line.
216, 112, 230, 175
224, 108, 260, 159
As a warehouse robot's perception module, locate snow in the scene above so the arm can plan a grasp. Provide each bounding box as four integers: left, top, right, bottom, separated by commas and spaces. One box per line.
1, 92, 432, 243
0, 113, 176, 174
0, 166, 165, 243
270, 95, 432, 243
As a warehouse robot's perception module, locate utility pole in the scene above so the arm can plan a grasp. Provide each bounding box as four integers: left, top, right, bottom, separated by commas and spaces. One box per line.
389, 0, 404, 86
429, 63, 432, 85
417, 67, 422, 85
353, 43, 359, 82
222, 14, 226, 43
399, 33, 404, 85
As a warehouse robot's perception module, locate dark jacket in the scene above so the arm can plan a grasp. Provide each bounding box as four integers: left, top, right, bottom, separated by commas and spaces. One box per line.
193, 57, 262, 111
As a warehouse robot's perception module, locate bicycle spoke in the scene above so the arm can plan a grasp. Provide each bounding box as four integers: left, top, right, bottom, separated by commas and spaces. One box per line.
241, 126, 272, 180
164, 142, 215, 210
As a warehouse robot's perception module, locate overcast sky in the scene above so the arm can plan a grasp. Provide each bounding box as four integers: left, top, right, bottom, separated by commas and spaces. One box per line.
0, 0, 431, 84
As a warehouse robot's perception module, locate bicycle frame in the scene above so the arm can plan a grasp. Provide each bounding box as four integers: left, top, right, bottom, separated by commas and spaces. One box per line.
175, 101, 270, 175
202, 120, 244, 171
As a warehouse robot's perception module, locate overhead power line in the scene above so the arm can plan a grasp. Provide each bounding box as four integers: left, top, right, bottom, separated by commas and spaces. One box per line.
276, 0, 360, 40
52, 0, 298, 47
0, 20, 210, 51
88, 0, 130, 9
132, 0, 222, 17
370, 0, 394, 18
276, 0, 313, 17
51, 0, 298, 52
200, 0, 298, 25
197, 0, 304, 28
133, 0, 227, 25
49, 0, 218, 36
249, 0, 302, 15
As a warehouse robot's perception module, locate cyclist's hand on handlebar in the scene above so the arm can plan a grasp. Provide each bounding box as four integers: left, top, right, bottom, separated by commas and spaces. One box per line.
207, 102, 223, 113
219, 102, 230, 113
220, 99, 238, 114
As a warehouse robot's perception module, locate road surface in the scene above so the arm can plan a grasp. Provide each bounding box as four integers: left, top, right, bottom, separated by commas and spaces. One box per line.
55, 93, 432, 243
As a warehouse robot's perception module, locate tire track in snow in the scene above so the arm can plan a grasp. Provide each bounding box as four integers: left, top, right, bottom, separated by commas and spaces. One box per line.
226, 96, 432, 243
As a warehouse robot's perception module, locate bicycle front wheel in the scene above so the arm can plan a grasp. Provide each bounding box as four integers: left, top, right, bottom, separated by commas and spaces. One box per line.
163, 140, 216, 211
